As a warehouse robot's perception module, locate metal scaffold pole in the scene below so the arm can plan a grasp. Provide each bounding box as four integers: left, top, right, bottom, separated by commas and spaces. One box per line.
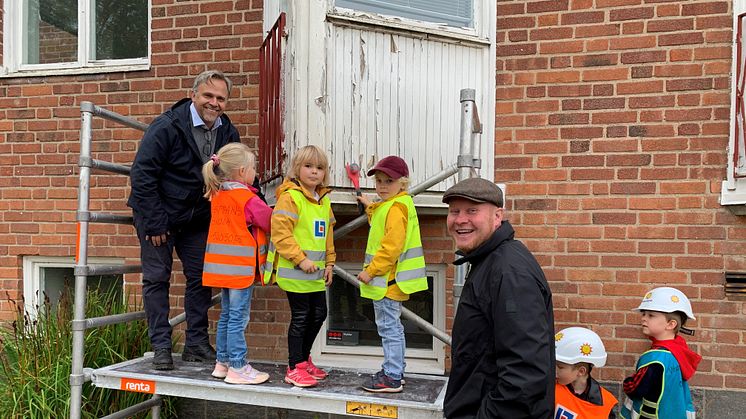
70, 103, 95, 419
71, 101, 156, 419
453, 88, 482, 311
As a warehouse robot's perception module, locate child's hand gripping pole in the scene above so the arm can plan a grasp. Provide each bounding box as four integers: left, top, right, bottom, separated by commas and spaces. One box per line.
345, 163, 365, 215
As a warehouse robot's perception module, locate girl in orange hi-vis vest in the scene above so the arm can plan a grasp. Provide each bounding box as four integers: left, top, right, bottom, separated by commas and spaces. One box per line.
201, 143, 271, 385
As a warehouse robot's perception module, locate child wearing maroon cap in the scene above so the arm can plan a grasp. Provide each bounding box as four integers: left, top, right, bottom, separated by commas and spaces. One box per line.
356, 156, 428, 393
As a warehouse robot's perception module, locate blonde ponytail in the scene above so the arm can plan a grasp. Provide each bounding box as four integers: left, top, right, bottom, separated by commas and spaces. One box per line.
202, 143, 256, 199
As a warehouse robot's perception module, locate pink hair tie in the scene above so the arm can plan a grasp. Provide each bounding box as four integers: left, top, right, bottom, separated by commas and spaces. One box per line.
210, 154, 220, 167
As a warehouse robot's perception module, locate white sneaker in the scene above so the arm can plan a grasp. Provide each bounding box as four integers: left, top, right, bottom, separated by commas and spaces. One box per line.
224, 364, 270, 385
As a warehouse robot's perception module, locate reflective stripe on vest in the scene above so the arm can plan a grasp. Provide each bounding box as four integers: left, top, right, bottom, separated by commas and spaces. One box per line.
360, 194, 428, 300
204, 262, 255, 277
263, 189, 331, 293
203, 184, 268, 289
207, 243, 256, 257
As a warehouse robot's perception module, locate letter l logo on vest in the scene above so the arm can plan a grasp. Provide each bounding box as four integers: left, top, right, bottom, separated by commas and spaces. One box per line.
555, 406, 578, 419
314, 220, 326, 238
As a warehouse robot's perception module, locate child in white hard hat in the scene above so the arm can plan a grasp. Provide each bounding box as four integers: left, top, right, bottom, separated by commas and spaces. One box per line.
621, 287, 702, 419
555, 327, 618, 419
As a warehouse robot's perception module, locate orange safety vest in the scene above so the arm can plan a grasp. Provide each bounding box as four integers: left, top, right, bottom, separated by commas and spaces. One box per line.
203, 187, 268, 289
555, 382, 617, 419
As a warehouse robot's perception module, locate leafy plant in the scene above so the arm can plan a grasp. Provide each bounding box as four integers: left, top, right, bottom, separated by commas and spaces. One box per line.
0, 289, 175, 418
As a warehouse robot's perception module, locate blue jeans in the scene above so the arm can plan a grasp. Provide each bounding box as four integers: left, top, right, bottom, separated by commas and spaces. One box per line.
215, 285, 254, 369
373, 297, 405, 380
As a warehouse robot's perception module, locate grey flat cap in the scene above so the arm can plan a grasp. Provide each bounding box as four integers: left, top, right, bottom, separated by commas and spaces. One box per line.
442, 178, 503, 207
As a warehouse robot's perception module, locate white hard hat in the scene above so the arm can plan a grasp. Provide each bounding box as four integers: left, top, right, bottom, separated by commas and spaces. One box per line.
634, 287, 695, 320
555, 327, 607, 367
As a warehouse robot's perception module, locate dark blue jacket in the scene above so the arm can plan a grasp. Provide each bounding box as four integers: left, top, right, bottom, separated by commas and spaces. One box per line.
127, 98, 239, 236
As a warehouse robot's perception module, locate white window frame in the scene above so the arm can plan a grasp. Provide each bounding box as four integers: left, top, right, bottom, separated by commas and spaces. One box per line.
329, 0, 489, 44
335, 0, 474, 28
312, 262, 446, 374
22, 256, 124, 316
1, 0, 151, 78
723, 0, 746, 206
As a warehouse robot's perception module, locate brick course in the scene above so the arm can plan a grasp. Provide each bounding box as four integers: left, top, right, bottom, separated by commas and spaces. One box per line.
497, 0, 745, 391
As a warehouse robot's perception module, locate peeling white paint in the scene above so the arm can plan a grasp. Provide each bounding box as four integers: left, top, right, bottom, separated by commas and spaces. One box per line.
326, 24, 494, 191
263, 0, 495, 201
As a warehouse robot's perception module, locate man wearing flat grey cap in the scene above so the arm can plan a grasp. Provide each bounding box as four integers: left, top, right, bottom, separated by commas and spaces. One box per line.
442, 177, 555, 419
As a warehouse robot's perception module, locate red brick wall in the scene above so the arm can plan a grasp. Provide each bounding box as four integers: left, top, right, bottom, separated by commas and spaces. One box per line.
496, 0, 745, 390
0, 0, 264, 326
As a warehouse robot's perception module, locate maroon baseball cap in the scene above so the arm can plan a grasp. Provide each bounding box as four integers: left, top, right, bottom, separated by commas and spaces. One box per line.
367, 156, 409, 179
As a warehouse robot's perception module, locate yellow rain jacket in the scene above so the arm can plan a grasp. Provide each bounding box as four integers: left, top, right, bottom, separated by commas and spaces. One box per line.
263, 179, 336, 291
361, 191, 428, 301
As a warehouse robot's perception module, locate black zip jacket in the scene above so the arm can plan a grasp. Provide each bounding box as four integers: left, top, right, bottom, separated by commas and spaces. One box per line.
127, 98, 239, 236
444, 221, 555, 419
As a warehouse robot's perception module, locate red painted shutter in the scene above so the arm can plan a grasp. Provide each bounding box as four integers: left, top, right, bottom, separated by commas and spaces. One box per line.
259, 13, 286, 184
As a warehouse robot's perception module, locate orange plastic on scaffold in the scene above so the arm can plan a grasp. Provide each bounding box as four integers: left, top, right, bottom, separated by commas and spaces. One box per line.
75, 222, 81, 263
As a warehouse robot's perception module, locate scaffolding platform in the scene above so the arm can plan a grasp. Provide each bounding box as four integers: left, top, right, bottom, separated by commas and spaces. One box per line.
89, 354, 447, 418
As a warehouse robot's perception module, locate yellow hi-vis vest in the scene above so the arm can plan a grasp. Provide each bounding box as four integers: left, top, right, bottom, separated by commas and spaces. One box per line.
263, 189, 330, 293
360, 194, 428, 300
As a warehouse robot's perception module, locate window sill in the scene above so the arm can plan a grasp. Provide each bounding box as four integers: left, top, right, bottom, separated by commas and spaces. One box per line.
312, 352, 444, 376
0, 63, 150, 79
721, 180, 746, 213
330, 190, 449, 215
327, 10, 490, 47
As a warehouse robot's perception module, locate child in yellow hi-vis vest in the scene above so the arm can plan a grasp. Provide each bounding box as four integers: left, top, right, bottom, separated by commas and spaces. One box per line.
356, 156, 428, 393
262, 145, 335, 388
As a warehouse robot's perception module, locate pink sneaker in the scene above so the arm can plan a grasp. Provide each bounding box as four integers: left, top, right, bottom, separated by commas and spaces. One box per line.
224, 364, 270, 385
285, 363, 318, 387
305, 356, 328, 380
211, 361, 229, 379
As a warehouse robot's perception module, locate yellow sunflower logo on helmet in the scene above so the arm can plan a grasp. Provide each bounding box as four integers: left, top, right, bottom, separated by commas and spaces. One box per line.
580, 343, 593, 356
555, 332, 564, 342
671, 295, 680, 303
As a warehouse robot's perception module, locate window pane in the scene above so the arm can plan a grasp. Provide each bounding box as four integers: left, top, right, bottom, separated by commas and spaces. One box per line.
41, 267, 122, 309
327, 274, 434, 350
336, 0, 473, 28
91, 0, 148, 60
24, 0, 79, 64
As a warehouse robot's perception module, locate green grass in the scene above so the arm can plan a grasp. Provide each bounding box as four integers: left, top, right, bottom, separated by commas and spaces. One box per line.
0, 289, 176, 418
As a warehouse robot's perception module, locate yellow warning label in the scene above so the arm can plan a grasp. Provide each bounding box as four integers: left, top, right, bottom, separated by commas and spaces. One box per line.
346, 401, 398, 418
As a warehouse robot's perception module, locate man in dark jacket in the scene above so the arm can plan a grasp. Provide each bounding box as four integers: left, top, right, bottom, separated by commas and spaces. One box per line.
442, 177, 555, 418
128, 70, 239, 370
